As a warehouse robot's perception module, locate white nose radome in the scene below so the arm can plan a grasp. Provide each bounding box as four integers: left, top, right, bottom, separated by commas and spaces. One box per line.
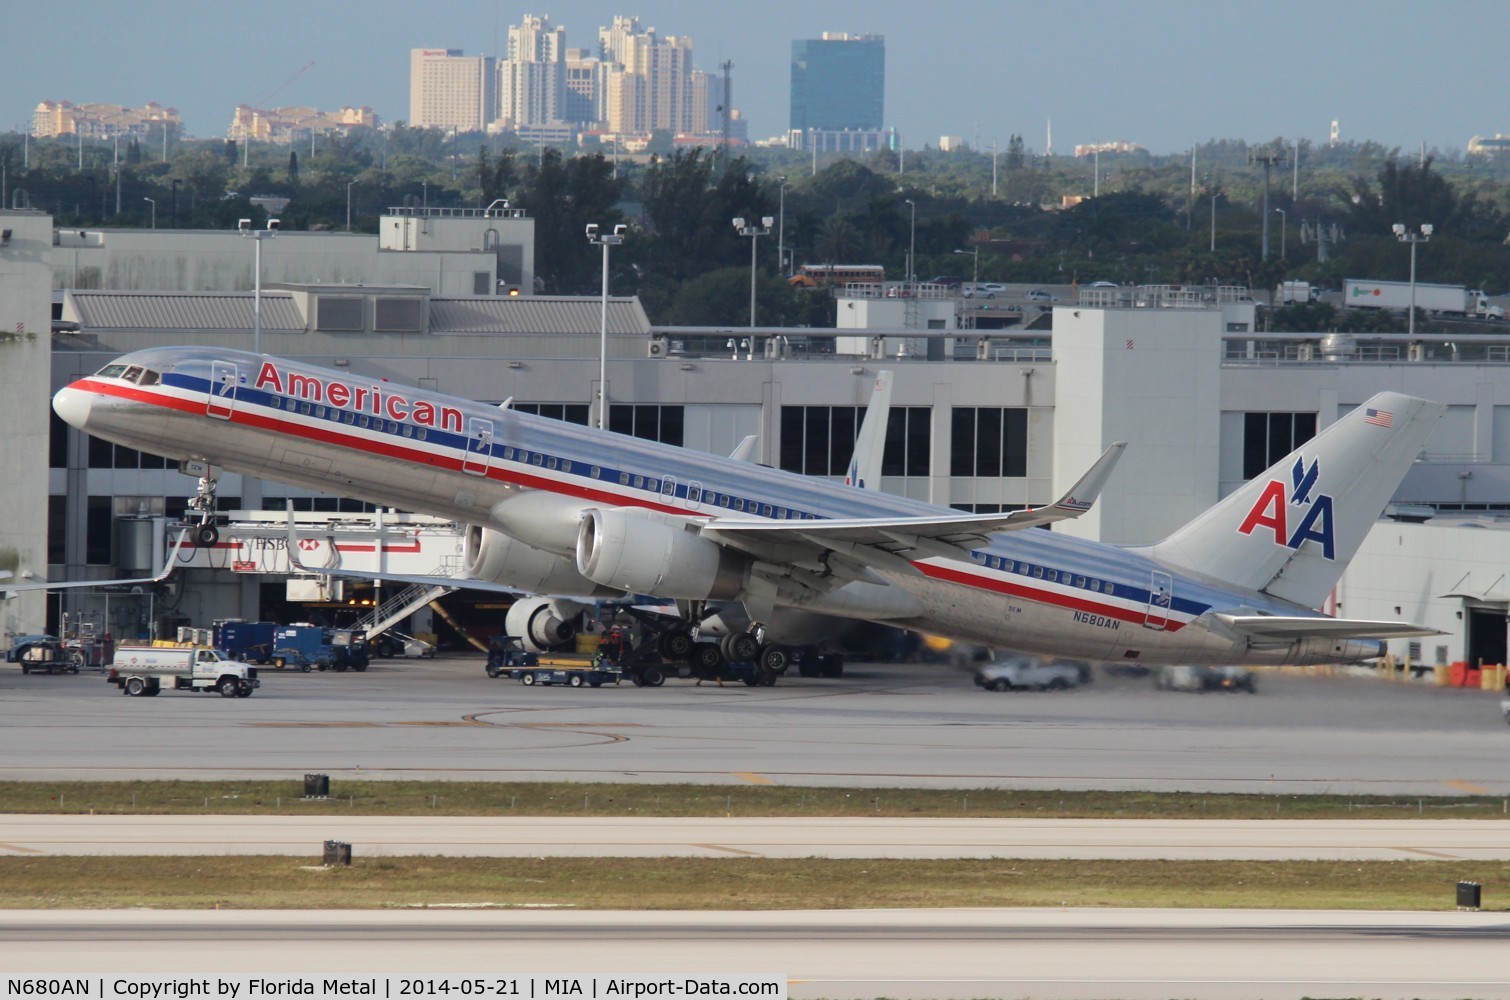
51, 385, 93, 430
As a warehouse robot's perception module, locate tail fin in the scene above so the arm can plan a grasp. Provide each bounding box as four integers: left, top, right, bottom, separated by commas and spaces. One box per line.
1147, 392, 1443, 608
844, 370, 893, 489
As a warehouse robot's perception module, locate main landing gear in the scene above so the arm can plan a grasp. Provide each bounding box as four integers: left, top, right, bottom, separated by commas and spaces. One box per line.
654, 621, 789, 687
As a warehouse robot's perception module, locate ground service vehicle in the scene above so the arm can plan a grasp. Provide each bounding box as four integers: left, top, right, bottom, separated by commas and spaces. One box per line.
974, 657, 1086, 691
213, 620, 279, 662
508, 663, 622, 687
1343, 279, 1503, 319
1156, 664, 1256, 692
7, 635, 82, 674
107, 645, 259, 697
373, 629, 435, 658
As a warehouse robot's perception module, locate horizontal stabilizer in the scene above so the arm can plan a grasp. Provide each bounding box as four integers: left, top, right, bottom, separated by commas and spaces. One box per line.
1214, 613, 1443, 641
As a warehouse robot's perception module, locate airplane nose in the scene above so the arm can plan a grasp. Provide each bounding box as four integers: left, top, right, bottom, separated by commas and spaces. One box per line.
52, 385, 92, 430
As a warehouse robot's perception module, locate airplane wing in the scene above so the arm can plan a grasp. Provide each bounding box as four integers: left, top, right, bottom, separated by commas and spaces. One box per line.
703, 441, 1126, 563
1212, 612, 1444, 640
0, 530, 190, 597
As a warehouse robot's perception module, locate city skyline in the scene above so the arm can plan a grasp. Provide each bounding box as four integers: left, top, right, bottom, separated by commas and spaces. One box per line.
4, 0, 1507, 156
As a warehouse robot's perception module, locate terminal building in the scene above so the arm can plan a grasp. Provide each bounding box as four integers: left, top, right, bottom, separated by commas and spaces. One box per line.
4, 206, 1510, 670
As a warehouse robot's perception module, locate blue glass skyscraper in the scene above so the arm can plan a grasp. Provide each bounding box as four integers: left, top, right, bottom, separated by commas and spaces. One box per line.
789, 33, 884, 133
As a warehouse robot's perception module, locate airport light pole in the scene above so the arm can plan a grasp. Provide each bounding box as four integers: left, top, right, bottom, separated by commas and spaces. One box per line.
587, 223, 626, 428
143, 197, 156, 229
346, 181, 356, 232
953, 247, 979, 289
776, 177, 788, 276
1393, 222, 1432, 339
733, 215, 773, 328
905, 198, 916, 287
1274, 208, 1286, 260
240, 218, 280, 355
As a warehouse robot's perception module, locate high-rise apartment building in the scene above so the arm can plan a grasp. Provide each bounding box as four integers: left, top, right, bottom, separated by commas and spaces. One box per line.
499, 14, 567, 128
409, 48, 496, 132
789, 33, 885, 133
598, 16, 694, 135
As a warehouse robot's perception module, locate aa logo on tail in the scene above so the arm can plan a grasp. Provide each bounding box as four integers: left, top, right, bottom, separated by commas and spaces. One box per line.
1236, 456, 1336, 559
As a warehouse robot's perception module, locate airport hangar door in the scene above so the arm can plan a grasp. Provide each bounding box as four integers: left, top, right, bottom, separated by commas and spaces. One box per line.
1464, 601, 1509, 670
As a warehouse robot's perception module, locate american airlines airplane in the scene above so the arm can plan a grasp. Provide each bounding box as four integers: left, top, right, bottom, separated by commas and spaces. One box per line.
51, 346, 1442, 679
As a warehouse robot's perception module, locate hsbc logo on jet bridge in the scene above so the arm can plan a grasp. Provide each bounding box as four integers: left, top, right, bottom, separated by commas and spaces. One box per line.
1236, 455, 1336, 560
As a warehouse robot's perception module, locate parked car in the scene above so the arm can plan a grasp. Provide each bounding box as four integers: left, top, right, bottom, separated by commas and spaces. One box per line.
1025, 289, 1059, 303
974, 656, 1088, 691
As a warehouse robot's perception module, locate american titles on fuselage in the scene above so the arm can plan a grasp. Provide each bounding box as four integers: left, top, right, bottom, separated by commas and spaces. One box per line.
253, 361, 464, 434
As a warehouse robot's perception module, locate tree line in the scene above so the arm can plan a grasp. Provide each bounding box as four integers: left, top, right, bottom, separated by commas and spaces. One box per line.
4, 126, 1509, 331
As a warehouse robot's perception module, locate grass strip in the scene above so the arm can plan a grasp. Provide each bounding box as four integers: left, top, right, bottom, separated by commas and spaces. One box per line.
3, 780, 1508, 820
3, 856, 1503, 911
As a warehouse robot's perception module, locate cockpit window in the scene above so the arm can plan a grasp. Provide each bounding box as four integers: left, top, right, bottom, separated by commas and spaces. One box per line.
92, 363, 161, 386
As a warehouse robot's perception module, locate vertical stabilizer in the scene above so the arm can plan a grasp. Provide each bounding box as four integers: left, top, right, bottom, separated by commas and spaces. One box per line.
845, 370, 893, 489
1146, 392, 1443, 608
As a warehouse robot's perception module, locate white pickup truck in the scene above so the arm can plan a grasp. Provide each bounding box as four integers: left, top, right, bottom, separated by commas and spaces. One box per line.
107, 645, 260, 698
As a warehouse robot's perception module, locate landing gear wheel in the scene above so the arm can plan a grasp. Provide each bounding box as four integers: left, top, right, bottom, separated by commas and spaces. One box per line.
691, 643, 723, 673
658, 630, 694, 661
195, 524, 220, 548
757, 645, 789, 675
722, 632, 760, 662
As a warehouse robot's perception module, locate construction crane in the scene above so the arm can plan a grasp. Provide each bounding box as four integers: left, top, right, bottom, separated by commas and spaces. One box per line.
252, 61, 315, 109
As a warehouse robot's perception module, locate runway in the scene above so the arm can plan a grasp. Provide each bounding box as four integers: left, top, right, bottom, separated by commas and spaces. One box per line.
4, 909, 1510, 1000
7, 814, 1510, 860
2, 657, 1507, 795
7, 657, 1510, 998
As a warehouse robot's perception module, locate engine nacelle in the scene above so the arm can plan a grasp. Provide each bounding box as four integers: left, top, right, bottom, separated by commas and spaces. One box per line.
463, 525, 618, 597
506, 596, 590, 652
576, 508, 745, 600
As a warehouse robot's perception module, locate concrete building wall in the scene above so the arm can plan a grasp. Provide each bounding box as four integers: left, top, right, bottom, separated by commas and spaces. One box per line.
52, 217, 534, 298
1052, 304, 1222, 544
0, 212, 55, 637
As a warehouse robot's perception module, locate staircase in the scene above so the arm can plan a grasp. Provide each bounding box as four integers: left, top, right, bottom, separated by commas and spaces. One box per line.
354, 577, 458, 637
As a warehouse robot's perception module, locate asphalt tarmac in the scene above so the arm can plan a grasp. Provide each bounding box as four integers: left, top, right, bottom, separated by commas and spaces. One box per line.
1, 655, 1505, 795
7, 655, 1510, 999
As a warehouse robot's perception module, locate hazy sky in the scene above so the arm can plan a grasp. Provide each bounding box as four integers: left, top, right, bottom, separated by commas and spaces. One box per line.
7, 0, 1507, 155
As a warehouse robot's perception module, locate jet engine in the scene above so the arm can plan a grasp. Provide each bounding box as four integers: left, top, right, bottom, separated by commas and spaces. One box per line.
505, 596, 591, 652
576, 508, 746, 600
463, 525, 618, 598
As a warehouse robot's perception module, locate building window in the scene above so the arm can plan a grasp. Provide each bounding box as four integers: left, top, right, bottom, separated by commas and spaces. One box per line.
1242, 412, 1317, 479
86, 496, 112, 565
950, 407, 1027, 477
780, 405, 932, 477
514, 403, 591, 426
50, 413, 69, 468
47, 495, 66, 564
609, 404, 684, 446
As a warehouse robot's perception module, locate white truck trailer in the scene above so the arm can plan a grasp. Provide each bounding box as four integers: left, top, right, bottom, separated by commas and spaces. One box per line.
107, 645, 260, 698
1279, 280, 1321, 304
1343, 279, 1504, 319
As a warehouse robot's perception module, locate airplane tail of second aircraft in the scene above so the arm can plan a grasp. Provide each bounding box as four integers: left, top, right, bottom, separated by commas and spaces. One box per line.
1145, 392, 1444, 610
